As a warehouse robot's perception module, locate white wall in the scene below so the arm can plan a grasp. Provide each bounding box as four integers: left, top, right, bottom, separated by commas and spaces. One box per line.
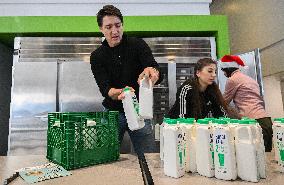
0, 0, 212, 16
210, 0, 284, 77
263, 76, 284, 119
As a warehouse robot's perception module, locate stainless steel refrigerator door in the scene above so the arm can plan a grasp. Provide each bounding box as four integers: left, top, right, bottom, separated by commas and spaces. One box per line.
8, 62, 57, 155
59, 61, 104, 112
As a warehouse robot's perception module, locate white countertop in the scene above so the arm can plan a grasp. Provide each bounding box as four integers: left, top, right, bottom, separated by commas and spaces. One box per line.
1, 153, 284, 185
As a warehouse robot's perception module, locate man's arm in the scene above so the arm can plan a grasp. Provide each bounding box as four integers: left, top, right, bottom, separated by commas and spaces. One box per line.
90, 52, 122, 100
136, 38, 163, 85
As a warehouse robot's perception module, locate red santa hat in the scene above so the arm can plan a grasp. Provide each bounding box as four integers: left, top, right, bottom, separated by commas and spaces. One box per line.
220, 55, 245, 69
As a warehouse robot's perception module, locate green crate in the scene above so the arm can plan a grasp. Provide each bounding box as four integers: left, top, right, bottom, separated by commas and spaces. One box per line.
47, 111, 120, 170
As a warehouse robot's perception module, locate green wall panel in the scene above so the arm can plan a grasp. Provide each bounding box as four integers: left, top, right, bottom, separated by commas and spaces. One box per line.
0, 15, 230, 58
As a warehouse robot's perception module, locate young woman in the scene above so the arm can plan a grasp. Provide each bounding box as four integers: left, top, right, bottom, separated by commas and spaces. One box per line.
167, 58, 232, 119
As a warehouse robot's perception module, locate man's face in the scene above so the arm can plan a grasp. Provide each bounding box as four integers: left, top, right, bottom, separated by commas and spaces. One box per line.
100, 15, 123, 47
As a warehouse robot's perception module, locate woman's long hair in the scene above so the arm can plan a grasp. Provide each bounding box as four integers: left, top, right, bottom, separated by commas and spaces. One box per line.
190, 58, 230, 118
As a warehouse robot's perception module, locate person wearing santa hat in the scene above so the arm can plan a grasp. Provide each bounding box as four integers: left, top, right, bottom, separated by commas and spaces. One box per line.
220, 55, 273, 152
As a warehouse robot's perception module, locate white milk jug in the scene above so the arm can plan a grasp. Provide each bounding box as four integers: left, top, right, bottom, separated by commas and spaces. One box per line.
196, 119, 215, 177
252, 120, 266, 179
122, 87, 145, 131
213, 120, 237, 180
235, 120, 259, 182
154, 123, 160, 141
163, 119, 185, 178
178, 118, 197, 173
139, 77, 153, 119
205, 118, 217, 127
273, 118, 284, 172
160, 117, 170, 161
273, 118, 283, 162
227, 119, 239, 139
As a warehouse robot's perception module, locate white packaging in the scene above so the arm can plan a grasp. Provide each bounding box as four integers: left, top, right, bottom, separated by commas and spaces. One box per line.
196, 119, 215, 178
227, 119, 239, 140
235, 122, 259, 182
273, 119, 282, 162
178, 118, 197, 173
254, 121, 266, 178
155, 123, 160, 141
163, 119, 185, 178
160, 118, 170, 161
122, 88, 145, 131
276, 127, 284, 172
139, 77, 153, 119
273, 119, 284, 172
213, 120, 237, 181
160, 120, 165, 161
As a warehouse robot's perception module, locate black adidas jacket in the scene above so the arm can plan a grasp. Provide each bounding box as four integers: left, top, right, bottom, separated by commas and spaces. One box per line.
167, 78, 227, 119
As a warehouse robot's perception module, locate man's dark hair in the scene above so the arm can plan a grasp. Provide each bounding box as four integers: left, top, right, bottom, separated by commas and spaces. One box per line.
221, 67, 239, 77
97, 5, 123, 27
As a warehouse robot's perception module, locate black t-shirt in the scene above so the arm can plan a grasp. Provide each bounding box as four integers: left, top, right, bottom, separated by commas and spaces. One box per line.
90, 35, 162, 112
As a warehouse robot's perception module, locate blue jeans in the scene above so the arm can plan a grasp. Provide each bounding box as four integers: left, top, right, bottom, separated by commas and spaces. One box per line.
118, 112, 155, 156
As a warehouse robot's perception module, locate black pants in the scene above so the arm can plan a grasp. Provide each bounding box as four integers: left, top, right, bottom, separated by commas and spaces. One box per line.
256, 117, 273, 152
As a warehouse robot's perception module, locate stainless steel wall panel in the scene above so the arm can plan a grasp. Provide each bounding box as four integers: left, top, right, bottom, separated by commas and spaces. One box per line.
17, 37, 101, 63
9, 62, 57, 155
9, 130, 47, 155
10, 62, 57, 127
59, 62, 104, 112
144, 37, 212, 58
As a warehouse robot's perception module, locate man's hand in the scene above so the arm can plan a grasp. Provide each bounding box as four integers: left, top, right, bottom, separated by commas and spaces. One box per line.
138, 67, 159, 85
108, 88, 123, 100
117, 86, 135, 100
108, 87, 135, 100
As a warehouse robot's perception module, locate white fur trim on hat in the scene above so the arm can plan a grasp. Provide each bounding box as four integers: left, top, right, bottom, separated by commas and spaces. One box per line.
220, 61, 240, 68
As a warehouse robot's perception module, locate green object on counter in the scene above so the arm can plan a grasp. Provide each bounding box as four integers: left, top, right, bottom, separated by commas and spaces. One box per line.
274, 118, 284, 123
197, 119, 209, 124
215, 119, 227, 125
238, 119, 257, 125
218, 153, 225, 167
166, 119, 178, 125
280, 149, 284, 162
47, 111, 120, 170
204, 118, 216, 121
177, 118, 195, 124
229, 119, 239, 124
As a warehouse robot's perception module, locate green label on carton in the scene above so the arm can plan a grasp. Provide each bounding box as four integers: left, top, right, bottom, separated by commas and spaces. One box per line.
218, 153, 225, 167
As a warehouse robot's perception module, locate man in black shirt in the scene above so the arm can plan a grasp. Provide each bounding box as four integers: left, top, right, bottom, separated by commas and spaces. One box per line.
90, 5, 163, 155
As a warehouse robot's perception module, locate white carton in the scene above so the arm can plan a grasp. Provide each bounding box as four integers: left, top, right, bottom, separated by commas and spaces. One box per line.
163, 119, 185, 178
213, 120, 237, 180
139, 77, 153, 119
196, 119, 215, 178
122, 87, 144, 131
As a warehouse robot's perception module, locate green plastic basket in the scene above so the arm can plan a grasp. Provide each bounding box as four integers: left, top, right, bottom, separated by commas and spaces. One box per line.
47, 111, 120, 170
